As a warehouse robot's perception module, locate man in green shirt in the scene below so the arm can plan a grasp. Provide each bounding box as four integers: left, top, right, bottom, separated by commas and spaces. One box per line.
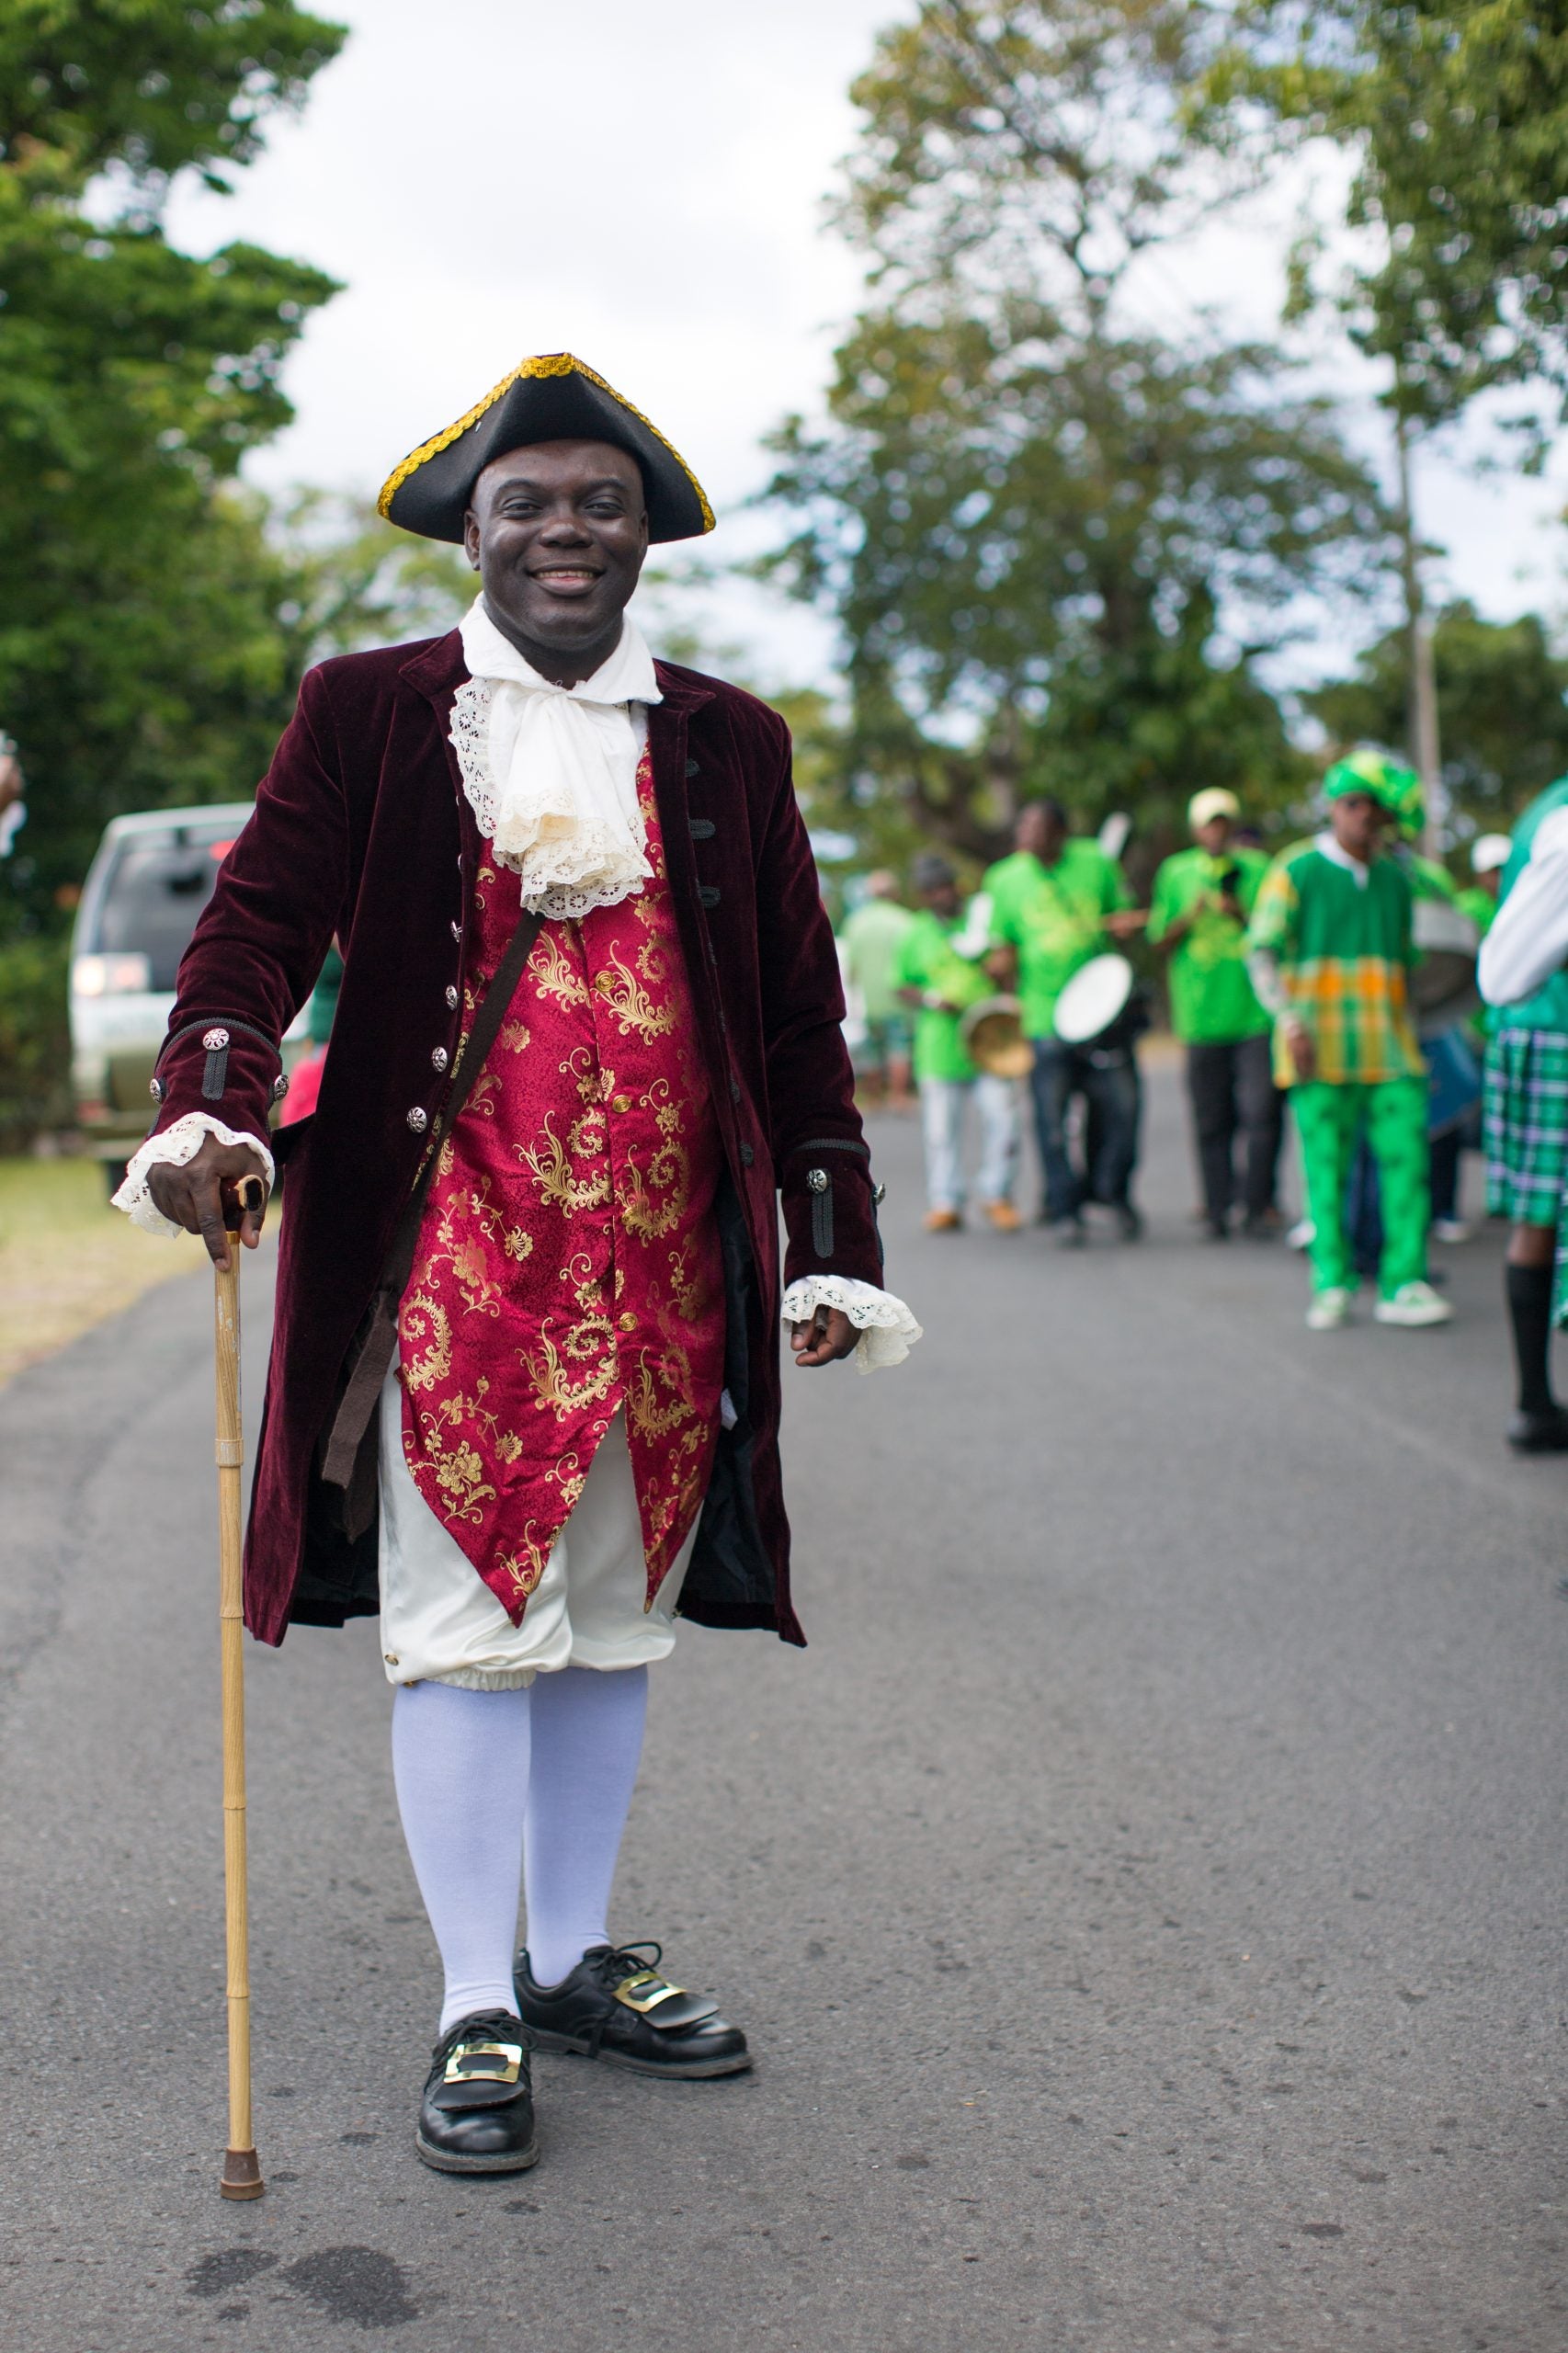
840, 872, 916, 1108
1148, 788, 1280, 1240
893, 854, 1021, 1231
984, 801, 1145, 1243
1246, 750, 1450, 1330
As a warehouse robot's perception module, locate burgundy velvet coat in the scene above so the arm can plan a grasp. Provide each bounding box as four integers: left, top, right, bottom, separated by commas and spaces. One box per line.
148, 632, 885, 1650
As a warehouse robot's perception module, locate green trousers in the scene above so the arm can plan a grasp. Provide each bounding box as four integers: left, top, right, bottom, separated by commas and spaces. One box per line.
1291, 1077, 1429, 1297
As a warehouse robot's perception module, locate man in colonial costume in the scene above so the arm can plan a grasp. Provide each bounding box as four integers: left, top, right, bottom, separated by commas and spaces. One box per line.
116, 354, 918, 2174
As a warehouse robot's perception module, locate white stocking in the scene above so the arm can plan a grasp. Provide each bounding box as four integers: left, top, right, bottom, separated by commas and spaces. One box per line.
523, 1665, 648, 1987
391, 1679, 531, 2036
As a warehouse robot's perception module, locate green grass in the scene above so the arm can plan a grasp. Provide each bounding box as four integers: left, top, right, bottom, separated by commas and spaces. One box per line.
0, 1155, 205, 1387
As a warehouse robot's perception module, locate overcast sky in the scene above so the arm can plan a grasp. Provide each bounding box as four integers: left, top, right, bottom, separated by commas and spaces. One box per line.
165, 0, 1567, 697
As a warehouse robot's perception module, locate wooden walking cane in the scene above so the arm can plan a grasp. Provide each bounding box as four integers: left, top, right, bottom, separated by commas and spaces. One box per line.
215, 1176, 267, 2201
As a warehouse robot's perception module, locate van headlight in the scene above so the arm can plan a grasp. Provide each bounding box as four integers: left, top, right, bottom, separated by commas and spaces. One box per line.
73, 953, 152, 995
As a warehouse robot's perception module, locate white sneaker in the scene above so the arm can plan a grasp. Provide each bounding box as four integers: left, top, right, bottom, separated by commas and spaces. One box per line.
1287, 1218, 1315, 1252
1306, 1286, 1353, 1330
1430, 1219, 1471, 1245
1373, 1279, 1454, 1328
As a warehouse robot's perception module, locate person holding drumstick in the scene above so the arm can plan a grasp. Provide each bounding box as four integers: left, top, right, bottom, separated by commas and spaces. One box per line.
893, 853, 1021, 1233
983, 801, 1146, 1245
1245, 752, 1451, 1330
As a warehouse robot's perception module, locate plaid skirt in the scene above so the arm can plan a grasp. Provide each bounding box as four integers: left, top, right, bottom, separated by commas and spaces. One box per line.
1484, 1028, 1568, 1222
1484, 1027, 1568, 1324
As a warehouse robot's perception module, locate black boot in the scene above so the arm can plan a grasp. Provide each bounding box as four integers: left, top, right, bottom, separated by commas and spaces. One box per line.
416, 2010, 538, 2175
516, 1943, 751, 2078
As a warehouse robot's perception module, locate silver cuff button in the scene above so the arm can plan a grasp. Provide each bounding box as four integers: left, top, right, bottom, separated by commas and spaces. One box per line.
431, 1046, 449, 1073
445, 985, 459, 1009
406, 1107, 428, 1133
807, 1167, 829, 1193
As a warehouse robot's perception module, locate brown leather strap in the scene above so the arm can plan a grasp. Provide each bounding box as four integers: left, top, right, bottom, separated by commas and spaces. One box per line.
321, 904, 545, 1512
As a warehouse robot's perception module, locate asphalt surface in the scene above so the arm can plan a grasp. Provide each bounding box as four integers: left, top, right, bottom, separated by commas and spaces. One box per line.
3, 1071, 1566, 2352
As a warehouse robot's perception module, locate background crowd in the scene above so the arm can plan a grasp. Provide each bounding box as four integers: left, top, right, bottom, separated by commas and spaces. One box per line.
837, 749, 1568, 1446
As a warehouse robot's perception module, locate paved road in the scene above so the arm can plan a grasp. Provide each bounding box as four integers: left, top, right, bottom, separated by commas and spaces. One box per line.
4, 1073, 1566, 2351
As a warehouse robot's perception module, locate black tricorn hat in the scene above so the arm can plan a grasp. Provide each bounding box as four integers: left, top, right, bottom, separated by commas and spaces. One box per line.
377, 352, 715, 545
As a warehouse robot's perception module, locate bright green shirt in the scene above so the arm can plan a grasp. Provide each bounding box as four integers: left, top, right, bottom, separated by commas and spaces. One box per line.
1456, 885, 1496, 938
839, 898, 917, 1021
892, 907, 993, 1082
1147, 845, 1271, 1044
1247, 838, 1422, 1087
983, 842, 1132, 1040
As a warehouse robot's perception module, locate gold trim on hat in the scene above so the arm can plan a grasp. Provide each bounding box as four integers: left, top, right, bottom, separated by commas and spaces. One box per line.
377, 352, 715, 532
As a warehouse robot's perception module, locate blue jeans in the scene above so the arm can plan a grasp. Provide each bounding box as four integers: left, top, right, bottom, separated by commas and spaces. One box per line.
1030, 1039, 1142, 1222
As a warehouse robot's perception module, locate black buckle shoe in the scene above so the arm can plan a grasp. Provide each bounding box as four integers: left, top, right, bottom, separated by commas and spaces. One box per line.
415, 2009, 539, 2175
515, 1943, 751, 2078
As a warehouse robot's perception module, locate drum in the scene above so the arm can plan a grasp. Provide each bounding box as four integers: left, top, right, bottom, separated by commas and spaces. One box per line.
1426, 1024, 1482, 1139
1411, 897, 1481, 1035
958, 995, 1034, 1080
1053, 953, 1136, 1048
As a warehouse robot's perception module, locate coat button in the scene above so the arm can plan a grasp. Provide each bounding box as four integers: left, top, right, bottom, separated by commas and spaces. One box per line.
618, 1311, 637, 1334
594, 972, 613, 994
699, 885, 722, 909
384, 1653, 399, 1665
450, 919, 462, 942
611, 1094, 631, 1114
149, 1076, 165, 1102
446, 984, 459, 1009
807, 1167, 829, 1193
271, 1074, 290, 1102
406, 1107, 428, 1132
432, 1046, 449, 1073
739, 1143, 754, 1165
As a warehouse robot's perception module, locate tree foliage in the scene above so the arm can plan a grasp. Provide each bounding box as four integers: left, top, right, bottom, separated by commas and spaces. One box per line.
0, 0, 347, 927
1309, 601, 1568, 832
1204, 0, 1568, 432
765, 0, 1381, 863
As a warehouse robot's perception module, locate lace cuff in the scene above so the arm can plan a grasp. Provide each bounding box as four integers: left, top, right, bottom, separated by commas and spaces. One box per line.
780, 1276, 923, 1374
112, 1114, 275, 1236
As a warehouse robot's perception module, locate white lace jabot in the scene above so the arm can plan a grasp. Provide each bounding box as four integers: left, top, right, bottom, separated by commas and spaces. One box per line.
451, 597, 661, 920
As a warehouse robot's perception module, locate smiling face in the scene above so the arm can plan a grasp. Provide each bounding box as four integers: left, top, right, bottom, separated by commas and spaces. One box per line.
464, 438, 650, 684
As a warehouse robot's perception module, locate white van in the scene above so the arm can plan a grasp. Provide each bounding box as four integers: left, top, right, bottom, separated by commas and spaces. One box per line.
70, 805, 308, 1185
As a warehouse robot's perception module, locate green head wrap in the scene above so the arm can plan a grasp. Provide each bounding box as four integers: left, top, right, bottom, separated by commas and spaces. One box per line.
1322, 748, 1419, 824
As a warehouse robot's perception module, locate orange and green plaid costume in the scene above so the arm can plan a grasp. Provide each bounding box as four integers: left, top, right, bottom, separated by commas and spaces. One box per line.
1247, 840, 1423, 1087
1247, 838, 1429, 1297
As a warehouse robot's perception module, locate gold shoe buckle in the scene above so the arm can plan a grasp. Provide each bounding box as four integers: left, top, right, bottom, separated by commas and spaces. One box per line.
443, 2039, 524, 2086
612, 1969, 684, 2015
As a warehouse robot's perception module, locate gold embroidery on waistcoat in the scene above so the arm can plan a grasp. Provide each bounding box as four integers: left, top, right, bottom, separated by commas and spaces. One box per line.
522, 1315, 619, 1419
595, 941, 676, 1042
517, 1111, 611, 1214
400, 1292, 453, 1391
530, 928, 590, 1009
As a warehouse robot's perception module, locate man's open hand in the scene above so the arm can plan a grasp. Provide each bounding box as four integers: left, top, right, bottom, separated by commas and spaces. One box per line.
147, 1132, 270, 1269
790, 1307, 858, 1368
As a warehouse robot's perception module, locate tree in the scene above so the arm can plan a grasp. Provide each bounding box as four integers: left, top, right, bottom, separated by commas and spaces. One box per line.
763, 2, 1383, 864
0, 0, 347, 926
1309, 601, 1568, 835
1202, 1, 1568, 835
1205, 0, 1568, 429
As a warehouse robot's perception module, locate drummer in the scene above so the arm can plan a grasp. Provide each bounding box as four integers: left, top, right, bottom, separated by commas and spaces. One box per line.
983, 801, 1146, 1245
1245, 751, 1451, 1329
893, 853, 1021, 1233
1147, 789, 1280, 1241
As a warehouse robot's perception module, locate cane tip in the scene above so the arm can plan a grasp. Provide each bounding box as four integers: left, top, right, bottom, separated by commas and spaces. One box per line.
220, 2147, 266, 2200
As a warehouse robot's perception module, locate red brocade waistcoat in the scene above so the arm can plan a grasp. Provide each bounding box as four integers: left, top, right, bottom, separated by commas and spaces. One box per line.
396, 748, 726, 1623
